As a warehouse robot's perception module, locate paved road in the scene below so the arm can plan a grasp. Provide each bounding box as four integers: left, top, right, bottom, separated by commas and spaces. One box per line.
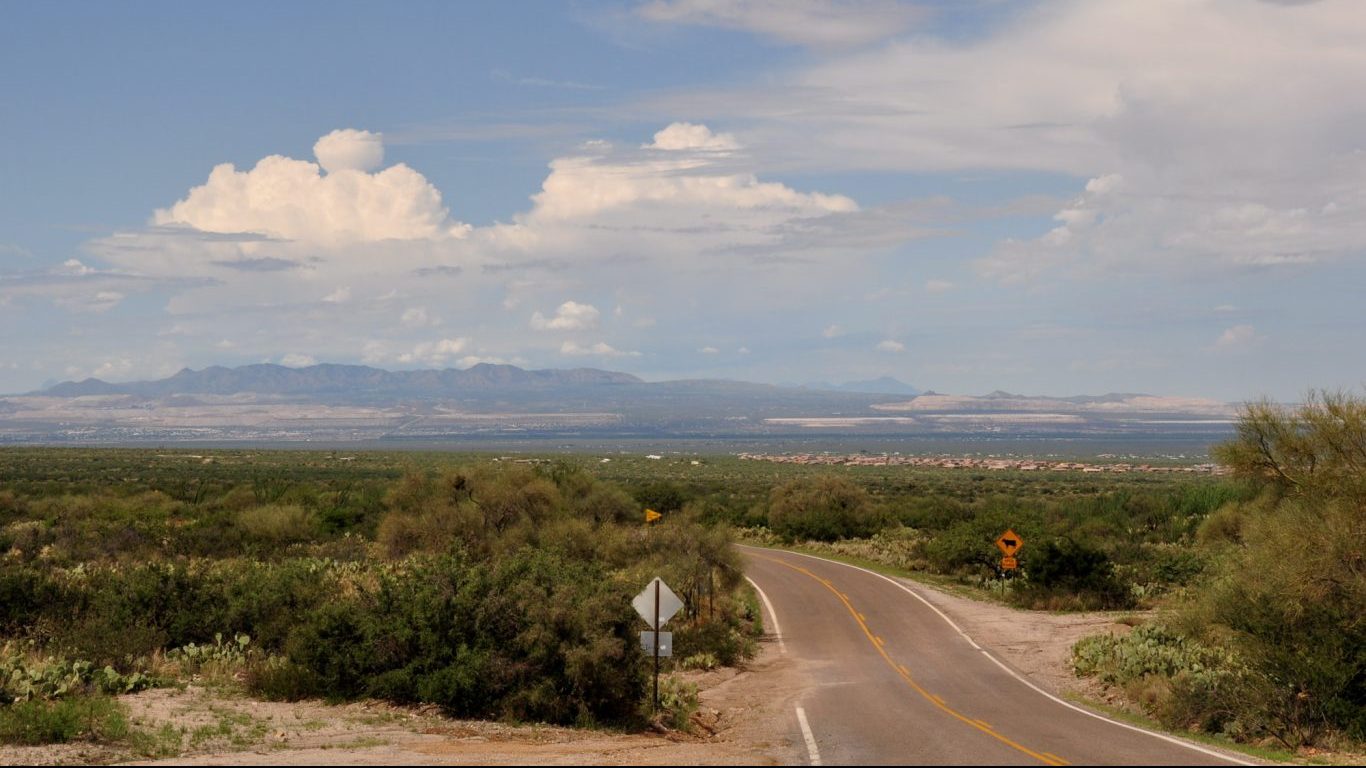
741, 546, 1254, 766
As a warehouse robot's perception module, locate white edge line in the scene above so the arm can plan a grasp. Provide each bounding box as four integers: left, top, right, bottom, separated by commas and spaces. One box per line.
744, 545, 1255, 767
795, 705, 823, 766
745, 575, 786, 654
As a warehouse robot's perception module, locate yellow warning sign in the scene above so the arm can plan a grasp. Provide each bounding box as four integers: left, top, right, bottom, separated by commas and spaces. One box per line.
1000, 556, 1018, 570
995, 529, 1023, 557
644, 508, 662, 523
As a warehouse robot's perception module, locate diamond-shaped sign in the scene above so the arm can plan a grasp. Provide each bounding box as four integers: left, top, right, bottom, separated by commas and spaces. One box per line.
995, 529, 1023, 557
632, 577, 684, 629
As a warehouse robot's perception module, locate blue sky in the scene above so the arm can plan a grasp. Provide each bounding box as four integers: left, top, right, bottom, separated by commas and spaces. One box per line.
2, 0, 1363, 400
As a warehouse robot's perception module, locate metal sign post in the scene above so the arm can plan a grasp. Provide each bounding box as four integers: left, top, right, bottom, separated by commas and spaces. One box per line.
653, 578, 660, 711
632, 577, 683, 714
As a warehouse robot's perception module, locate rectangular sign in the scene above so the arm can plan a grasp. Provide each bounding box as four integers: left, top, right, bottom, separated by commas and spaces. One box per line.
1001, 556, 1018, 570
640, 631, 673, 657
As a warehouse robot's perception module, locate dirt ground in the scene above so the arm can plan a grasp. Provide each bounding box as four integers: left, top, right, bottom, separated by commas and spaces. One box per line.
1, 575, 1124, 766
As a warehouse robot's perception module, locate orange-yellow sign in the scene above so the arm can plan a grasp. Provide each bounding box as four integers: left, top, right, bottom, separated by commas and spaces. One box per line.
1000, 556, 1018, 570
995, 529, 1023, 557
644, 508, 662, 523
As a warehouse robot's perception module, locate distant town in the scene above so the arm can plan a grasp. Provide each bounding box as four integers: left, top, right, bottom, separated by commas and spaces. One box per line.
738, 452, 1230, 475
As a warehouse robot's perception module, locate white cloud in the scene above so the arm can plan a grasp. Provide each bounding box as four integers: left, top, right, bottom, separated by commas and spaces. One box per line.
924, 279, 953, 295
519, 124, 856, 224
36, 123, 899, 384
93, 358, 134, 379
280, 353, 317, 368
1214, 324, 1260, 350
397, 337, 470, 366
530, 300, 601, 331
560, 341, 640, 358
653, 2, 1366, 281
639, 0, 926, 48
401, 306, 438, 328
698, 346, 720, 354
645, 122, 740, 152
876, 339, 905, 353
151, 129, 468, 246
322, 287, 352, 304
313, 129, 384, 174
822, 324, 844, 338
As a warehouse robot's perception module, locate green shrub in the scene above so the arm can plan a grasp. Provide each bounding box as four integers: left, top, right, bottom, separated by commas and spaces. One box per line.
650, 675, 698, 732
1018, 539, 1133, 610
768, 476, 885, 542
680, 652, 719, 671
236, 504, 318, 545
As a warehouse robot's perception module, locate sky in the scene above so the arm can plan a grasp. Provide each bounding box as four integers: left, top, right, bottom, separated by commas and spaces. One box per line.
2, 0, 1363, 401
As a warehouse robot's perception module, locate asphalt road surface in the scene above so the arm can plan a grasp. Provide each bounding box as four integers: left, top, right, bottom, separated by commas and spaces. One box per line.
741, 546, 1255, 767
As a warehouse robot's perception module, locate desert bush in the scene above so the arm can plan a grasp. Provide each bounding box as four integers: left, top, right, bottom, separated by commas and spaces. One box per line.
650, 675, 698, 732
768, 476, 885, 542
1016, 538, 1133, 610
236, 504, 318, 546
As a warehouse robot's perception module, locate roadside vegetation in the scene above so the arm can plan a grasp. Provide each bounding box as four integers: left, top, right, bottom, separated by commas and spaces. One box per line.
0, 457, 756, 754
1072, 392, 1366, 751
2, 404, 1359, 755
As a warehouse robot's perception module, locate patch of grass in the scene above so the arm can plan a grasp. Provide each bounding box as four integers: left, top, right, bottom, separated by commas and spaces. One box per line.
0, 694, 129, 745
128, 721, 184, 758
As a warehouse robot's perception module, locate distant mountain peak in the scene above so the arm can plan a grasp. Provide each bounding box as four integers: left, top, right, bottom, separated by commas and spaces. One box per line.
802, 376, 920, 396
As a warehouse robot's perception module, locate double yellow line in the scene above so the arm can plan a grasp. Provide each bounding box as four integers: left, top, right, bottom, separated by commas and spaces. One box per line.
759, 555, 1069, 767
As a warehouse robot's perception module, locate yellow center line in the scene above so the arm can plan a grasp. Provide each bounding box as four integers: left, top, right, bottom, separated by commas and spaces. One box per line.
757, 555, 1069, 767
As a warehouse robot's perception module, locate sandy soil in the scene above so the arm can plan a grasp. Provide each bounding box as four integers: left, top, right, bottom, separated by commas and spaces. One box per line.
0, 574, 1126, 766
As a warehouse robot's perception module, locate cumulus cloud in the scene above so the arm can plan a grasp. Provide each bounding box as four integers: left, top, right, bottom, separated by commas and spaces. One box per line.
645, 122, 740, 152
397, 337, 470, 366
521, 127, 855, 224
924, 279, 953, 295
876, 339, 905, 353
27, 123, 904, 386
280, 353, 317, 368
698, 346, 720, 354
1214, 325, 1260, 349
530, 300, 600, 331
822, 324, 844, 338
401, 306, 439, 329
313, 129, 384, 173
560, 341, 640, 358
322, 287, 352, 304
151, 129, 468, 246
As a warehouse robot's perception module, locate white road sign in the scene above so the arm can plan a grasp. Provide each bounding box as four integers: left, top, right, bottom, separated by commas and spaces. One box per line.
639, 631, 673, 657
632, 577, 683, 629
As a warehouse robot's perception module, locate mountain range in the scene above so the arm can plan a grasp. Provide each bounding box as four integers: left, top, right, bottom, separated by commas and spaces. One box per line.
41, 363, 643, 398
0, 363, 1235, 445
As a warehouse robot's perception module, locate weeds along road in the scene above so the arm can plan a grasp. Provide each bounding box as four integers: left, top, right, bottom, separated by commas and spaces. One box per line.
740, 546, 1256, 767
